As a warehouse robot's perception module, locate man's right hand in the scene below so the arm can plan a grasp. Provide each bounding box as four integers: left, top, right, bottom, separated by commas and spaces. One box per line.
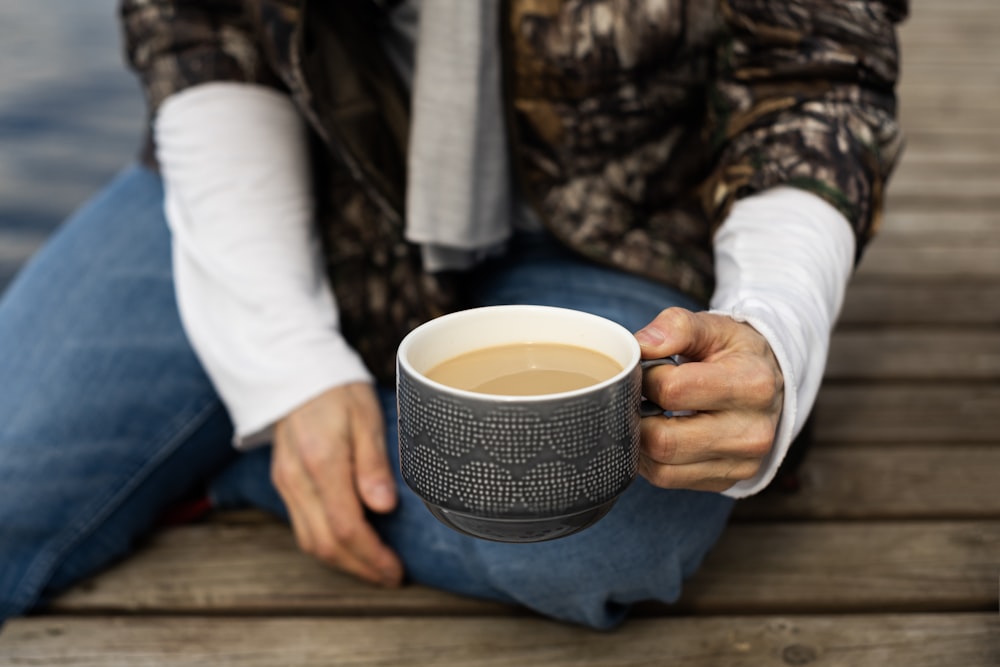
271, 383, 403, 587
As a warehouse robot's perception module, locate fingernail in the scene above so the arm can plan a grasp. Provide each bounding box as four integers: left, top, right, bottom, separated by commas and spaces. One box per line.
635, 327, 665, 346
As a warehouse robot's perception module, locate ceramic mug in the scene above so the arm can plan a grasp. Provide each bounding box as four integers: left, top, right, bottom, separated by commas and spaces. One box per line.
396, 305, 676, 543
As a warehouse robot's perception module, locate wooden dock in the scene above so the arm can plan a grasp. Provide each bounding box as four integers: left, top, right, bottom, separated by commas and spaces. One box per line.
1, 0, 998, 664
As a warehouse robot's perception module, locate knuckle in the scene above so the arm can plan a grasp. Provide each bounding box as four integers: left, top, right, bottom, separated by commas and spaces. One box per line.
299, 440, 333, 476
330, 520, 358, 545
639, 457, 673, 489
661, 307, 694, 336
727, 460, 762, 482
270, 459, 292, 491
657, 375, 686, 407
649, 468, 676, 490
311, 539, 342, 564
743, 421, 776, 458
643, 423, 677, 464
744, 365, 781, 408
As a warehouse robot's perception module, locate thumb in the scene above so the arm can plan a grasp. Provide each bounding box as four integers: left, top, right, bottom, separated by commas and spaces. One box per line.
635, 307, 727, 361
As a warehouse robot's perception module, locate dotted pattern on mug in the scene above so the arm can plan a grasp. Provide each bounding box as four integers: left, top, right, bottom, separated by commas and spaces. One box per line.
398, 372, 641, 517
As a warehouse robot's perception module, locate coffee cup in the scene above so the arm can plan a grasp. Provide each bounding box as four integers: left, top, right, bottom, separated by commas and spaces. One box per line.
396, 305, 675, 543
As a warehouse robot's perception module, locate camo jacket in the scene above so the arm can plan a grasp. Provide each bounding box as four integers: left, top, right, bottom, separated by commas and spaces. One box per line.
121, 0, 907, 383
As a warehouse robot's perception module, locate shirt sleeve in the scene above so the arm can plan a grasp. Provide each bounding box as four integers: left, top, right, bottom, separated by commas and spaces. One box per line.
703, 0, 906, 256
710, 186, 855, 498
155, 82, 373, 448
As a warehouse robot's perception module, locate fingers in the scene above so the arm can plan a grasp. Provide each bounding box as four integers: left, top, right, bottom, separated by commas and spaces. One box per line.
641, 356, 782, 413
637, 453, 764, 493
639, 412, 777, 466
272, 434, 319, 553
302, 426, 403, 587
271, 386, 403, 588
345, 384, 397, 514
638, 408, 775, 491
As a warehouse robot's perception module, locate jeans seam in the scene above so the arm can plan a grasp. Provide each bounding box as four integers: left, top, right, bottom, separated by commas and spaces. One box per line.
7, 398, 224, 616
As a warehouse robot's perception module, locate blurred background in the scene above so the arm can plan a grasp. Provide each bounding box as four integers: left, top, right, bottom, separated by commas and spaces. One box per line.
0, 0, 144, 292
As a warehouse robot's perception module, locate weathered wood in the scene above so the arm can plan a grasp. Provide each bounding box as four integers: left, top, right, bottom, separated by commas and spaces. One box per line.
888, 186, 1000, 211
858, 244, 1000, 280
840, 283, 1000, 326
2, 614, 997, 667
813, 384, 1000, 443
885, 129, 1000, 208
49, 521, 508, 616
735, 445, 1000, 520
677, 521, 999, 614
826, 330, 1000, 381
899, 87, 1000, 114
852, 213, 1000, 281
50, 520, 999, 615
879, 210, 1000, 236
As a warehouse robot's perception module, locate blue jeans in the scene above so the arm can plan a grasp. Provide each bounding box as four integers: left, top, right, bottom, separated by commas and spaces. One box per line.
0, 166, 733, 629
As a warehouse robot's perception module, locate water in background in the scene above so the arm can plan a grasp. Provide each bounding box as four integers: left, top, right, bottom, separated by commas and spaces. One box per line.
0, 0, 145, 291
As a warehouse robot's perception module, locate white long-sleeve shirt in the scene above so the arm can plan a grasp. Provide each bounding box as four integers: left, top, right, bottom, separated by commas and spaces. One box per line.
155, 82, 854, 497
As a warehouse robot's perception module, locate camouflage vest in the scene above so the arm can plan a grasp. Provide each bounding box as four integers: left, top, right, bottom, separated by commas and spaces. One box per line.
123, 0, 905, 383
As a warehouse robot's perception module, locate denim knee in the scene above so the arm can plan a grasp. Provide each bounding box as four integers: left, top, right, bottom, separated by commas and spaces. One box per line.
469, 483, 734, 628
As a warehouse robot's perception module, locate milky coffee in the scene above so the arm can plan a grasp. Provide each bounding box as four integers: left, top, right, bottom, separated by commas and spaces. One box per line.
425, 342, 623, 396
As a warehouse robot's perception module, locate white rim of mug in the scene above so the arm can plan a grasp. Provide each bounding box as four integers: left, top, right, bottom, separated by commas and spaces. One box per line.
396, 304, 642, 403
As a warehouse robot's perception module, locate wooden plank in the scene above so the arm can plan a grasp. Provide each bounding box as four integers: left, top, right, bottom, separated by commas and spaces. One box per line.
849, 211, 1000, 284
898, 106, 1000, 135
899, 152, 1000, 171
678, 521, 999, 613
826, 330, 1000, 381
734, 445, 1000, 520
888, 182, 1000, 209
888, 134, 1000, 184
839, 283, 1000, 326
893, 156, 1000, 186
879, 210, 1000, 237
902, 4, 1000, 40
899, 63, 1000, 86
814, 384, 1000, 444
856, 245, 1000, 280
903, 25, 1000, 50
901, 46, 1000, 65
895, 127, 1000, 153
2, 614, 997, 667
50, 520, 999, 615
49, 521, 509, 616
900, 92, 1000, 118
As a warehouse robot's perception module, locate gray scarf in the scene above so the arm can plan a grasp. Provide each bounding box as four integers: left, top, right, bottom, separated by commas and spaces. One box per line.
385, 0, 513, 272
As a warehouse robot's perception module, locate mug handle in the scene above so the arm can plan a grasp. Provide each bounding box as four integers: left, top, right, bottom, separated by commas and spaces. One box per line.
639, 355, 693, 418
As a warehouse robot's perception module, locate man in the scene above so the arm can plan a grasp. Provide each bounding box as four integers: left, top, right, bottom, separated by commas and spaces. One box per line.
0, 0, 904, 628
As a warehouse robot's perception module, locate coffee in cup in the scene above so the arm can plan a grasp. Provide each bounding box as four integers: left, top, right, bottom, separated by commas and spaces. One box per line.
424, 341, 622, 396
